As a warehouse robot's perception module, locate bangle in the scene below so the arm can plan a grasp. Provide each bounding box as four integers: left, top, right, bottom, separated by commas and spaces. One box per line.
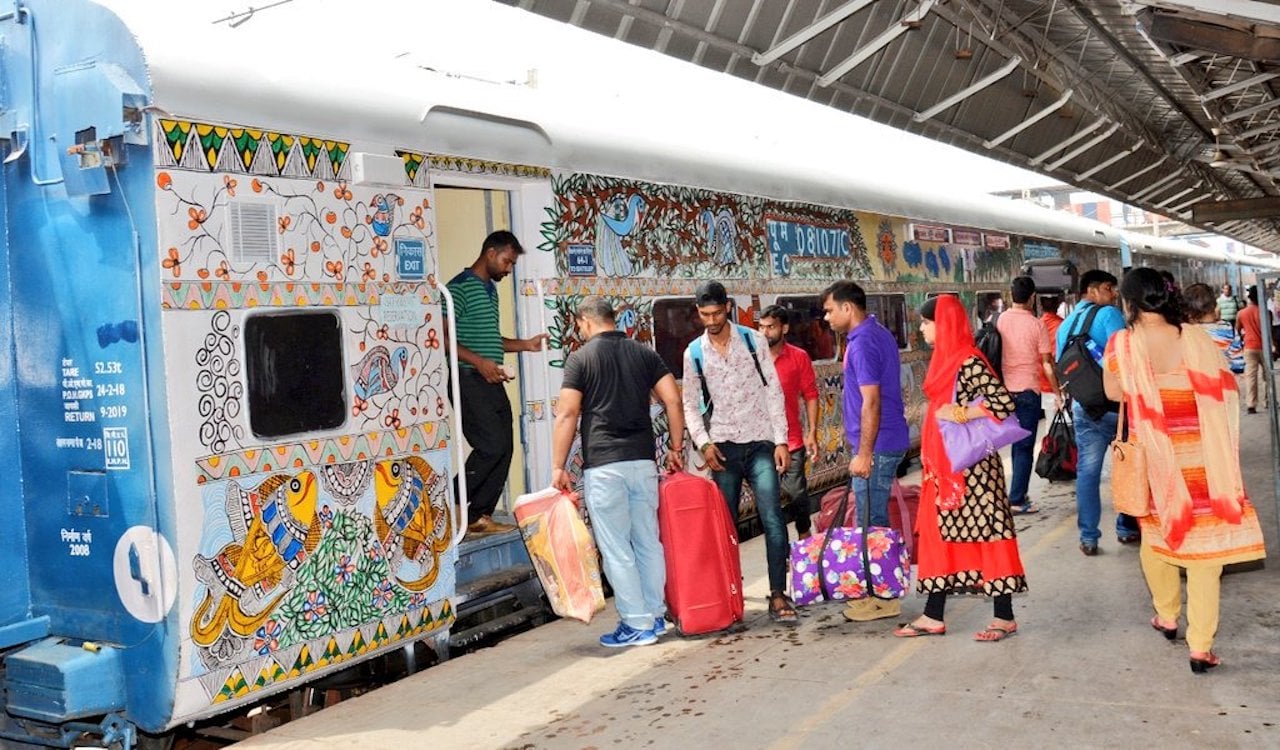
951, 404, 969, 423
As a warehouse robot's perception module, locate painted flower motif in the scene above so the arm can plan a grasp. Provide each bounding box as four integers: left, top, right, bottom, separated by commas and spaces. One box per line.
383, 408, 401, 430
371, 237, 387, 257
325, 260, 345, 279
316, 181, 326, 193
408, 592, 427, 610
903, 240, 923, 268
367, 544, 384, 562
280, 248, 296, 275
303, 591, 328, 622
362, 262, 376, 282
278, 215, 292, 234
333, 181, 353, 201
371, 580, 394, 609
352, 394, 368, 417
251, 178, 265, 193
435, 396, 446, 417
214, 260, 230, 280
162, 247, 181, 278
310, 240, 322, 253
425, 329, 440, 349
187, 207, 207, 230
318, 503, 334, 530
410, 205, 426, 230
376, 324, 389, 340
156, 172, 173, 190
334, 554, 356, 584
253, 619, 282, 655
223, 175, 237, 197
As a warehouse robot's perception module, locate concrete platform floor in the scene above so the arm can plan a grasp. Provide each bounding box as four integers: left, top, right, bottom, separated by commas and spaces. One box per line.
237, 413, 1280, 750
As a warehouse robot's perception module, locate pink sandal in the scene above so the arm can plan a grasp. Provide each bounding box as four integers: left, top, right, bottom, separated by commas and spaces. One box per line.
974, 621, 1017, 642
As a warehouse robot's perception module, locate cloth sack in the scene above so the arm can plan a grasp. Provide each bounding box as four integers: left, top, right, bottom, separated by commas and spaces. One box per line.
1035, 408, 1078, 481
1110, 396, 1150, 517
938, 396, 1031, 473
789, 484, 911, 606
514, 486, 606, 623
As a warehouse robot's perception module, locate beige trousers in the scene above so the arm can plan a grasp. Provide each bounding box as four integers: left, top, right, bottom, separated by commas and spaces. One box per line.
1140, 541, 1223, 653
1243, 349, 1267, 409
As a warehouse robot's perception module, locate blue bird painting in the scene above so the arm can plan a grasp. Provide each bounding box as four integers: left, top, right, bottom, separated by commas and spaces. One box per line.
700, 208, 738, 266
595, 193, 646, 276
371, 194, 395, 237
351, 345, 408, 400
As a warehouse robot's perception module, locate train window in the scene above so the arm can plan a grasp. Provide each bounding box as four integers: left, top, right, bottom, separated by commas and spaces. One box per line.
776, 296, 837, 361
245, 311, 346, 438
975, 291, 1004, 325
865, 294, 909, 350
653, 298, 707, 379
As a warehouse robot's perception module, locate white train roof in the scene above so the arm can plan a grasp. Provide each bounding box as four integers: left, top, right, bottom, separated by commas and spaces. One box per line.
94, 0, 1275, 270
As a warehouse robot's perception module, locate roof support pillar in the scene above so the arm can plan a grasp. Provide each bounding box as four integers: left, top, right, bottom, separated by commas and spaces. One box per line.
1107, 155, 1169, 191
1046, 123, 1121, 170
981, 89, 1073, 149
752, 0, 877, 66
912, 57, 1022, 122
1030, 119, 1108, 166
817, 0, 937, 87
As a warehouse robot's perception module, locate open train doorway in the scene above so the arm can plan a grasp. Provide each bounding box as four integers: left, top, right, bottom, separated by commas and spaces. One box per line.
434, 185, 527, 512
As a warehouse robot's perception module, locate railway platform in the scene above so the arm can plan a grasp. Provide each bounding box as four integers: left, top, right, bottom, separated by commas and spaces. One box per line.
235, 412, 1280, 749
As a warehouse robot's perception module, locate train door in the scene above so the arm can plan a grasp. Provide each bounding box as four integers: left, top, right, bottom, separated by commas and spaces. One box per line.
433, 185, 527, 511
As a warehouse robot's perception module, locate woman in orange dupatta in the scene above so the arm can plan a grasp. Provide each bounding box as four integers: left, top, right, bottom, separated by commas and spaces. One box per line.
1103, 268, 1265, 674
894, 295, 1027, 641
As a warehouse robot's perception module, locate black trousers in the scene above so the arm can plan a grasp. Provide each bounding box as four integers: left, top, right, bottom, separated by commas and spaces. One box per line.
458, 369, 513, 519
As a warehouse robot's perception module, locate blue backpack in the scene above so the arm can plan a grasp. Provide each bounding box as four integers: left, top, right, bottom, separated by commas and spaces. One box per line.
688, 324, 768, 427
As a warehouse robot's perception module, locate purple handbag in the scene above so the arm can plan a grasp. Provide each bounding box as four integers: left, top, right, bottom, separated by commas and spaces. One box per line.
789, 484, 911, 606
938, 396, 1030, 473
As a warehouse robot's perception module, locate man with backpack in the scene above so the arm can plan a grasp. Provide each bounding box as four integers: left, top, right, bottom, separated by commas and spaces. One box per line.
998, 277, 1061, 514
681, 281, 796, 624
1055, 270, 1140, 555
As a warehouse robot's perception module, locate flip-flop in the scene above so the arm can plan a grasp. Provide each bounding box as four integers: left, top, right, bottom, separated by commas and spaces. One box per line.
768, 593, 799, 625
974, 622, 1018, 642
893, 621, 946, 637
1012, 504, 1040, 515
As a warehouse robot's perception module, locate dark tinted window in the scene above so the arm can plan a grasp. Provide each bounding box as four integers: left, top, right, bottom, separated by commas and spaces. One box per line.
245, 311, 345, 438
866, 294, 908, 350
776, 295, 837, 361
653, 297, 739, 378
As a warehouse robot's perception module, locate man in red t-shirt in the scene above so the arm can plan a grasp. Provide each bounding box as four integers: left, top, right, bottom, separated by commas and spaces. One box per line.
1237, 287, 1266, 414
1038, 294, 1064, 396
759, 306, 820, 538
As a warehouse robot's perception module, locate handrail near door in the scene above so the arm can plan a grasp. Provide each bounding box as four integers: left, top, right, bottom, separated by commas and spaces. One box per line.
1256, 274, 1280, 542
437, 280, 469, 548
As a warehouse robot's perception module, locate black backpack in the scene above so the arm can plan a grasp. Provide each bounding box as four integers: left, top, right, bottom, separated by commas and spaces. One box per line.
974, 314, 1003, 377
1055, 304, 1115, 419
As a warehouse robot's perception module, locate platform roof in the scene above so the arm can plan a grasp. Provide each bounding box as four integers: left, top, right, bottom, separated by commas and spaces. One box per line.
499, 0, 1280, 254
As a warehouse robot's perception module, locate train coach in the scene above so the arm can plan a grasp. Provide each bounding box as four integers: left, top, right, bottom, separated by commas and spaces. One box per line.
1, 1, 1278, 747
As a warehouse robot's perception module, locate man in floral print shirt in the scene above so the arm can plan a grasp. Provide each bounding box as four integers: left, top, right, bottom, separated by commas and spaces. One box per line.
681, 281, 795, 624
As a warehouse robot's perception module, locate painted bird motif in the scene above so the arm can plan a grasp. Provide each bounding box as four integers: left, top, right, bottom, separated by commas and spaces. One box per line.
373, 456, 452, 592
351, 345, 408, 401
370, 194, 395, 237
700, 208, 738, 266
191, 471, 321, 647
595, 193, 646, 276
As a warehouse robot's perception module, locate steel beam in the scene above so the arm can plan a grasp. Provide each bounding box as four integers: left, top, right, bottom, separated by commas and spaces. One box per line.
1202, 72, 1280, 103
982, 89, 1074, 149
752, 0, 876, 66
817, 0, 937, 87
913, 57, 1022, 122
1030, 118, 1108, 166
1075, 142, 1143, 181
1222, 97, 1280, 124
1046, 123, 1121, 170
1192, 196, 1280, 223
1107, 155, 1169, 191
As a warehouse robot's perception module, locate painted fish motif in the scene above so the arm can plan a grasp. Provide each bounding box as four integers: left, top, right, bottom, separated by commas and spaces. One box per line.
372, 456, 452, 592
191, 471, 321, 646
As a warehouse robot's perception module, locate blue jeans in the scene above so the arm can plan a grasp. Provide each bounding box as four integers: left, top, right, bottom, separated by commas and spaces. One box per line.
711, 441, 788, 594
850, 450, 907, 527
1008, 390, 1043, 508
583, 460, 666, 631
1072, 403, 1139, 543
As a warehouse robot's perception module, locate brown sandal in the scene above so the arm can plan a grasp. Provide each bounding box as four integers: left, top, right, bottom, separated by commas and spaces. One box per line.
973, 621, 1018, 642
768, 591, 798, 624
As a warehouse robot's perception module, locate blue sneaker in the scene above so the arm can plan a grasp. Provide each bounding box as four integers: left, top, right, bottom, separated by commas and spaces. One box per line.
599, 622, 657, 648
653, 617, 668, 637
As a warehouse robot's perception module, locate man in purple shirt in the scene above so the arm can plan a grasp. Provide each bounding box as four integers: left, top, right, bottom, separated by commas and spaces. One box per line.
821, 281, 910, 623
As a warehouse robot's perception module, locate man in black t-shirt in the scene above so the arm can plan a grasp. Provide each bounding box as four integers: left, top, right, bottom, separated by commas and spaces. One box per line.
552, 297, 684, 648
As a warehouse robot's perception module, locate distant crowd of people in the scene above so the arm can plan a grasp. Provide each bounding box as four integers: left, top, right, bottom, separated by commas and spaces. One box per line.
451, 230, 1266, 672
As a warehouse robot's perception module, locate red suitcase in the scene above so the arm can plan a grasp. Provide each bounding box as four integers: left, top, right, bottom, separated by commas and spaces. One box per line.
658, 472, 744, 635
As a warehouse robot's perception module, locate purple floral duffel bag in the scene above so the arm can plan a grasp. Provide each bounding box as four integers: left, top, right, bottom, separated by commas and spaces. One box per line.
789, 526, 911, 606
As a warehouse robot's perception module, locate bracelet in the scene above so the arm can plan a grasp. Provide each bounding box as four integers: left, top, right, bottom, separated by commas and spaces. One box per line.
951, 404, 969, 423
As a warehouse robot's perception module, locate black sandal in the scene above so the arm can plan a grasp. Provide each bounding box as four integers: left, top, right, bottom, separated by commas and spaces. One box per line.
768, 591, 798, 624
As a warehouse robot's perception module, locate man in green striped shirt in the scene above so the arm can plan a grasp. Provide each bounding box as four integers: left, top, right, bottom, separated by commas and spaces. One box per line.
447, 230, 548, 536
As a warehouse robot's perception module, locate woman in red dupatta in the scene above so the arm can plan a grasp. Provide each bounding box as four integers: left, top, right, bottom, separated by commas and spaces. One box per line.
1103, 268, 1265, 674
894, 295, 1027, 641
